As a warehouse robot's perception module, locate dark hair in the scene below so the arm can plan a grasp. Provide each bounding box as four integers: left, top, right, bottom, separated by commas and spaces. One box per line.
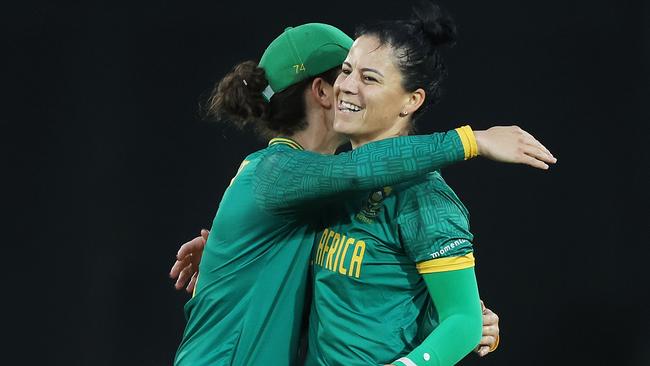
355, 0, 457, 120
202, 61, 339, 139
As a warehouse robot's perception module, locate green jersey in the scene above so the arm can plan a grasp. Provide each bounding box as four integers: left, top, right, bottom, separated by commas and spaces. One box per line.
306, 171, 475, 366
174, 129, 473, 366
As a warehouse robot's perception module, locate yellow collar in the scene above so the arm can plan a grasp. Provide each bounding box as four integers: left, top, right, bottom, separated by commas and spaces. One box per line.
268, 137, 304, 150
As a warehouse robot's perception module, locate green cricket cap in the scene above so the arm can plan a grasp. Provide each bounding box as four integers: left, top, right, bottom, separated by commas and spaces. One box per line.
259, 23, 353, 101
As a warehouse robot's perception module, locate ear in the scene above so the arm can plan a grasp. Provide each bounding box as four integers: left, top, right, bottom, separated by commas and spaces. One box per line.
310, 77, 334, 109
401, 88, 426, 116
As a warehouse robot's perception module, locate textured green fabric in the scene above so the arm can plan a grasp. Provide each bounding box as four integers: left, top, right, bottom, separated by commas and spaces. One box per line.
254, 132, 465, 214
393, 269, 482, 366
174, 132, 466, 366
306, 171, 476, 366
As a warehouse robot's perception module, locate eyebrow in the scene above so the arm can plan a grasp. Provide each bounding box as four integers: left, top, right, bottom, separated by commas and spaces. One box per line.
343, 62, 384, 77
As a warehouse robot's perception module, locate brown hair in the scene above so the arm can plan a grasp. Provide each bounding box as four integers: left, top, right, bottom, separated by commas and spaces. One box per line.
202, 61, 339, 139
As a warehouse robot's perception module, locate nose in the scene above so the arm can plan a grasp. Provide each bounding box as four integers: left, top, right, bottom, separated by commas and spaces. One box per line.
337, 71, 359, 95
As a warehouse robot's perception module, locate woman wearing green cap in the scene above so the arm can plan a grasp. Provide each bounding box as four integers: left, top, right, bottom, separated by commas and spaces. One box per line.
171, 7, 554, 366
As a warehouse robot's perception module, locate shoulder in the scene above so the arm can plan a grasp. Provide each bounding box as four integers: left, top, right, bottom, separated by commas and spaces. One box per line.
256, 144, 322, 165
396, 172, 468, 219
396, 172, 474, 264
252, 145, 297, 170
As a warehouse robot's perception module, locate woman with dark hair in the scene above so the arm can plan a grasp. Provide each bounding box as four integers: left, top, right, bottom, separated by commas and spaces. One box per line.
305, 3, 503, 365
172, 15, 554, 366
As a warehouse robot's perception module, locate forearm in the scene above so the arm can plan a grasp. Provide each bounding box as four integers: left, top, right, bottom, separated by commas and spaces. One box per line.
394, 268, 482, 366
254, 127, 476, 212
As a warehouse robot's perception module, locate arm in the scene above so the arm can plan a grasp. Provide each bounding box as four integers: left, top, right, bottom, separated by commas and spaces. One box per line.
254, 127, 469, 213
394, 173, 490, 365
393, 268, 482, 366
254, 126, 555, 213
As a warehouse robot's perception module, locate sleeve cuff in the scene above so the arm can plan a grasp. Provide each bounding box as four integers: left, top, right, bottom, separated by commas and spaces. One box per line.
416, 253, 475, 274
393, 357, 418, 366
454, 125, 479, 160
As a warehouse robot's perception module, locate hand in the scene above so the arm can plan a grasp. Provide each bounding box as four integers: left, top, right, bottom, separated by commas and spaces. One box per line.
474, 126, 557, 170
169, 229, 209, 293
474, 300, 500, 357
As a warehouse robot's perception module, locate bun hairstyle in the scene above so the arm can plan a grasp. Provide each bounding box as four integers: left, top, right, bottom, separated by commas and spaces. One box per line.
412, 0, 457, 47
202, 61, 339, 139
354, 0, 457, 119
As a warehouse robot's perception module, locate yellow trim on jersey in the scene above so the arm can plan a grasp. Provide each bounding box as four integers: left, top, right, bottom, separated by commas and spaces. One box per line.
229, 160, 250, 187
454, 125, 479, 160
268, 137, 304, 150
192, 274, 199, 298
489, 334, 500, 353
416, 253, 475, 274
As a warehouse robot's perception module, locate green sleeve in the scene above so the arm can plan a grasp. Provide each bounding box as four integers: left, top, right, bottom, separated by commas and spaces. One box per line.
393, 268, 482, 366
253, 130, 468, 213
397, 172, 473, 264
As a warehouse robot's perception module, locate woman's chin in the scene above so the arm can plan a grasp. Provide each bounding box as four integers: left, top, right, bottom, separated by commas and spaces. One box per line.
333, 119, 357, 135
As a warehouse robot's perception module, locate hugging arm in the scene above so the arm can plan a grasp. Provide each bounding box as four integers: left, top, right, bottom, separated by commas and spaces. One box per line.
254, 126, 555, 213
391, 268, 482, 366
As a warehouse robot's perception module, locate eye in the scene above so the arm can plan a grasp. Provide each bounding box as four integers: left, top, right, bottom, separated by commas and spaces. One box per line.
341, 68, 352, 75
363, 75, 378, 82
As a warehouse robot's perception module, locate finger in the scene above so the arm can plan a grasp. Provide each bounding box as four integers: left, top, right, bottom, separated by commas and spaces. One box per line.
176, 264, 196, 289
480, 300, 486, 312
521, 129, 555, 158
478, 335, 495, 346
482, 310, 498, 326
170, 257, 190, 278
526, 142, 556, 164
521, 153, 549, 170
200, 229, 210, 242
477, 345, 490, 357
524, 136, 555, 160
186, 273, 198, 294
532, 138, 554, 159
523, 144, 556, 164
483, 308, 499, 325
482, 324, 499, 338
177, 236, 204, 259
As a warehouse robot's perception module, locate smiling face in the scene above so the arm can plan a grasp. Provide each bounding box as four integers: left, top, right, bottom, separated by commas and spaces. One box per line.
333, 35, 425, 147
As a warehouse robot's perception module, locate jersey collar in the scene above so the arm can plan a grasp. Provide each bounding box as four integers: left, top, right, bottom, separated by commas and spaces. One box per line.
268, 137, 304, 150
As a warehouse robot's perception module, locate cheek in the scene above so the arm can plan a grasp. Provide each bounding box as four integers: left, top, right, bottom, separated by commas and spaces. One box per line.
333, 75, 345, 95
365, 92, 400, 125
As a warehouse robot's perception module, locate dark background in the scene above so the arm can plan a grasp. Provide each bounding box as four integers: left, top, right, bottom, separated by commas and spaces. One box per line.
4, 0, 649, 365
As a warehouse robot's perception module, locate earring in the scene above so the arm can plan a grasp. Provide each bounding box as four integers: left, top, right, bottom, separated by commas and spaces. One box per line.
399, 111, 409, 117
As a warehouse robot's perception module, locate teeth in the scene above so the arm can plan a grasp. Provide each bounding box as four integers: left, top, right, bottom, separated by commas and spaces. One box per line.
340, 101, 361, 112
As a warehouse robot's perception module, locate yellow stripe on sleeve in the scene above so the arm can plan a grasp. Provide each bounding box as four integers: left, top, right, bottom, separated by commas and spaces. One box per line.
454, 125, 479, 160
416, 253, 475, 274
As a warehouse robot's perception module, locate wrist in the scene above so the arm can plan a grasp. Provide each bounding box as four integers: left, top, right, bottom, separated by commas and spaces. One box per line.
454, 125, 479, 159
473, 130, 484, 156
392, 357, 415, 366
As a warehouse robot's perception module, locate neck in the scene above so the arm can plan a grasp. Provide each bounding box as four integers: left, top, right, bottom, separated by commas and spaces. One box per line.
290, 130, 341, 154
288, 109, 346, 155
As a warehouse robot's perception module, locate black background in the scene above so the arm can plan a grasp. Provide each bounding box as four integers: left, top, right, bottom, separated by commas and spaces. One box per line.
4, 0, 649, 365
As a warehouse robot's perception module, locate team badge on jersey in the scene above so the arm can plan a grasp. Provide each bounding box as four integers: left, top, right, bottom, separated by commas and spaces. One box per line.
356, 187, 392, 223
